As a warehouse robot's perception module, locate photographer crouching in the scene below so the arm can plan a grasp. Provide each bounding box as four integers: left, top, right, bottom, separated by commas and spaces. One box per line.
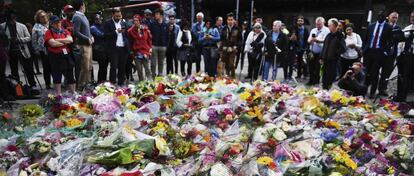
338, 62, 367, 96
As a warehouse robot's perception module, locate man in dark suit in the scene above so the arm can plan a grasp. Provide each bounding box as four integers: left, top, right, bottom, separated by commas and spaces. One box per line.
363, 10, 393, 98
379, 12, 403, 96
293, 15, 310, 79
104, 8, 129, 86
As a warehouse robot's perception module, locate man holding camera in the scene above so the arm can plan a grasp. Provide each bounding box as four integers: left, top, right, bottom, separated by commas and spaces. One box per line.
338, 62, 367, 96
394, 10, 414, 102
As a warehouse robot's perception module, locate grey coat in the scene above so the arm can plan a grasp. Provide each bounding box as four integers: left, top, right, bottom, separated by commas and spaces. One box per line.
0, 22, 31, 58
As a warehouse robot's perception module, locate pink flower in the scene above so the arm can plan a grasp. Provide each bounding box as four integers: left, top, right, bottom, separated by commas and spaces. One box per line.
54, 120, 65, 128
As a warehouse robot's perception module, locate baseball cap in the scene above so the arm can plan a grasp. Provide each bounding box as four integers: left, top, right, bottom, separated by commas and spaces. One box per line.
63, 5, 74, 13
50, 15, 61, 24
144, 9, 152, 14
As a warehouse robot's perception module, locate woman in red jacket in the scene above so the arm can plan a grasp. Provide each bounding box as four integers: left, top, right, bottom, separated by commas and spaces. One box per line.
128, 14, 153, 81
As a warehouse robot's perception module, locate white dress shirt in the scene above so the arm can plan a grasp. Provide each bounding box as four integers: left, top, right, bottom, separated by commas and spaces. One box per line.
341, 32, 362, 59
308, 26, 330, 54
114, 19, 125, 47
369, 21, 385, 49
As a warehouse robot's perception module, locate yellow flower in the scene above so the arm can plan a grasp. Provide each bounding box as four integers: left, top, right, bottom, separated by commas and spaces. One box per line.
247, 106, 263, 120
326, 120, 341, 129
257, 156, 273, 165
127, 104, 137, 111
240, 91, 251, 101
118, 94, 128, 104
66, 118, 82, 128
331, 90, 343, 102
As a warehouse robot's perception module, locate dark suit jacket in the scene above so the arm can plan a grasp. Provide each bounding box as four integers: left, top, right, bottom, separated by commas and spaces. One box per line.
292, 26, 310, 51
264, 31, 288, 60
104, 19, 129, 51
363, 21, 392, 54
321, 31, 346, 61
390, 24, 403, 57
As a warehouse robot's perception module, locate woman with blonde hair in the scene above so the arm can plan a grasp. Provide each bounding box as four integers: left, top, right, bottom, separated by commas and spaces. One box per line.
32, 9, 52, 89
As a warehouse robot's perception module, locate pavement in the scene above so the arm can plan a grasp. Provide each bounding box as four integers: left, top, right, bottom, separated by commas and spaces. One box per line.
1, 54, 413, 109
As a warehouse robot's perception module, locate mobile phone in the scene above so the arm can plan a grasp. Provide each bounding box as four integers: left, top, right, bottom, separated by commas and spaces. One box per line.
312, 34, 316, 38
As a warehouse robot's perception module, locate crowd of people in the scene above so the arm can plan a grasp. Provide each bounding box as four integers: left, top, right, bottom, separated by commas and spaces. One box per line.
1, 0, 414, 103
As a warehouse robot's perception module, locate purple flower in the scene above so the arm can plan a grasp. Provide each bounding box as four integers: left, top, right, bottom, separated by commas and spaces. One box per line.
207, 108, 219, 123
344, 128, 355, 139
320, 129, 339, 142
223, 94, 232, 104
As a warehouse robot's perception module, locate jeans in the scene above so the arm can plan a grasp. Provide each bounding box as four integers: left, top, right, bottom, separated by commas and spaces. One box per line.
78, 44, 93, 86
202, 47, 218, 77
109, 47, 127, 85
134, 57, 152, 82
263, 59, 278, 81
151, 46, 167, 77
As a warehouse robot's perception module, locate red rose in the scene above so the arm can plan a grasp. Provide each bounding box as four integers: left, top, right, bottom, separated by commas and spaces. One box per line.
2, 112, 11, 120
229, 148, 238, 155
360, 133, 373, 143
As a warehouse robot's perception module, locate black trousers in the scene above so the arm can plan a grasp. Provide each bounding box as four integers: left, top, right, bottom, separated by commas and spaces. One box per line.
9, 50, 36, 87
364, 49, 388, 95
308, 53, 321, 84
109, 47, 127, 85
396, 53, 414, 101
282, 52, 295, 80
125, 56, 134, 80
194, 45, 202, 72
340, 57, 359, 78
180, 60, 192, 76
0, 59, 10, 99
322, 59, 337, 90
296, 50, 308, 78
95, 49, 109, 83
166, 47, 178, 74
38, 51, 51, 86
247, 52, 262, 80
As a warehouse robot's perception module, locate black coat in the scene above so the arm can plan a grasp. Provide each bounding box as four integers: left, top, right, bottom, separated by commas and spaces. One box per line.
363, 21, 392, 54
321, 31, 346, 62
264, 31, 288, 60
103, 19, 129, 51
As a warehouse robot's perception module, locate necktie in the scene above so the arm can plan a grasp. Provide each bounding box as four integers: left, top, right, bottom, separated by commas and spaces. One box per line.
372, 23, 381, 49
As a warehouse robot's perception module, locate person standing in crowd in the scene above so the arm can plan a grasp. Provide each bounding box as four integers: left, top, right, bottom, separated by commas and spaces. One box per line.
237, 21, 250, 77
255, 17, 268, 33
32, 9, 52, 89
192, 12, 205, 73
394, 10, 414, 102
244, 23, 266, 81
176, 20, 193, 76
72, 0, 94, 88
199, 17, 220, 77
215, 16, 224, 31
284, 30, 299, 81
363, 10, 392, 98
339, 23, 362, 77
0, 23, 14, 102
141, 9, 154, 27
166, 14, 180, 75
90, 14, 107, 83
128, 14, 152, 82
149, 9, 168, 77
263, 21, 288, 81
26, 23, 41, 75
338, 62, 367, 96
104, 8, 129, 86
307, 17, 330, 86
293, 16, 309, 79
44, 15, 75, 95
0, 10, 38, 89
62, 5, 75, 33
379, 11, 403, 96
320, 18, 346, 90
220, 12, 241, 78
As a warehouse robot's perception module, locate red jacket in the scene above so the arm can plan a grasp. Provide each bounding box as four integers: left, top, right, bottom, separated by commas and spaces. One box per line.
128, 25, 152, 56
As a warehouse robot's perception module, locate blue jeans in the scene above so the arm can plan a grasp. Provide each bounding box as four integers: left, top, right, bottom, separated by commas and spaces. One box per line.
202, 47, 218, 77
263, 60, 277, 81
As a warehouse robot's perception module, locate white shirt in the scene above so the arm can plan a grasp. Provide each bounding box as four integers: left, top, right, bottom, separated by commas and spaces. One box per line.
369, 21, 385, 48
176, 30, 192, 48
308, 26, 330, 54
113, 19, 125, 47
400, 24, 414, 54
340, 32, 362, 60
244, 31, 266, 53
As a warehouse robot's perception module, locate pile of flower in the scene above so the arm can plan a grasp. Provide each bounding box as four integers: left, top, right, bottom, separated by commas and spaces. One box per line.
1, 74, 414, 176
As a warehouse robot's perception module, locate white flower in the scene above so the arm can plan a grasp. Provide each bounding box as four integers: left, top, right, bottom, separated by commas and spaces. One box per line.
46, 157, 59, 172
273, 128, 287, 141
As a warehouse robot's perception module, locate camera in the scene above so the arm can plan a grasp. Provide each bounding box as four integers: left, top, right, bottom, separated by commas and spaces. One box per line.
312, 33, 316, 38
